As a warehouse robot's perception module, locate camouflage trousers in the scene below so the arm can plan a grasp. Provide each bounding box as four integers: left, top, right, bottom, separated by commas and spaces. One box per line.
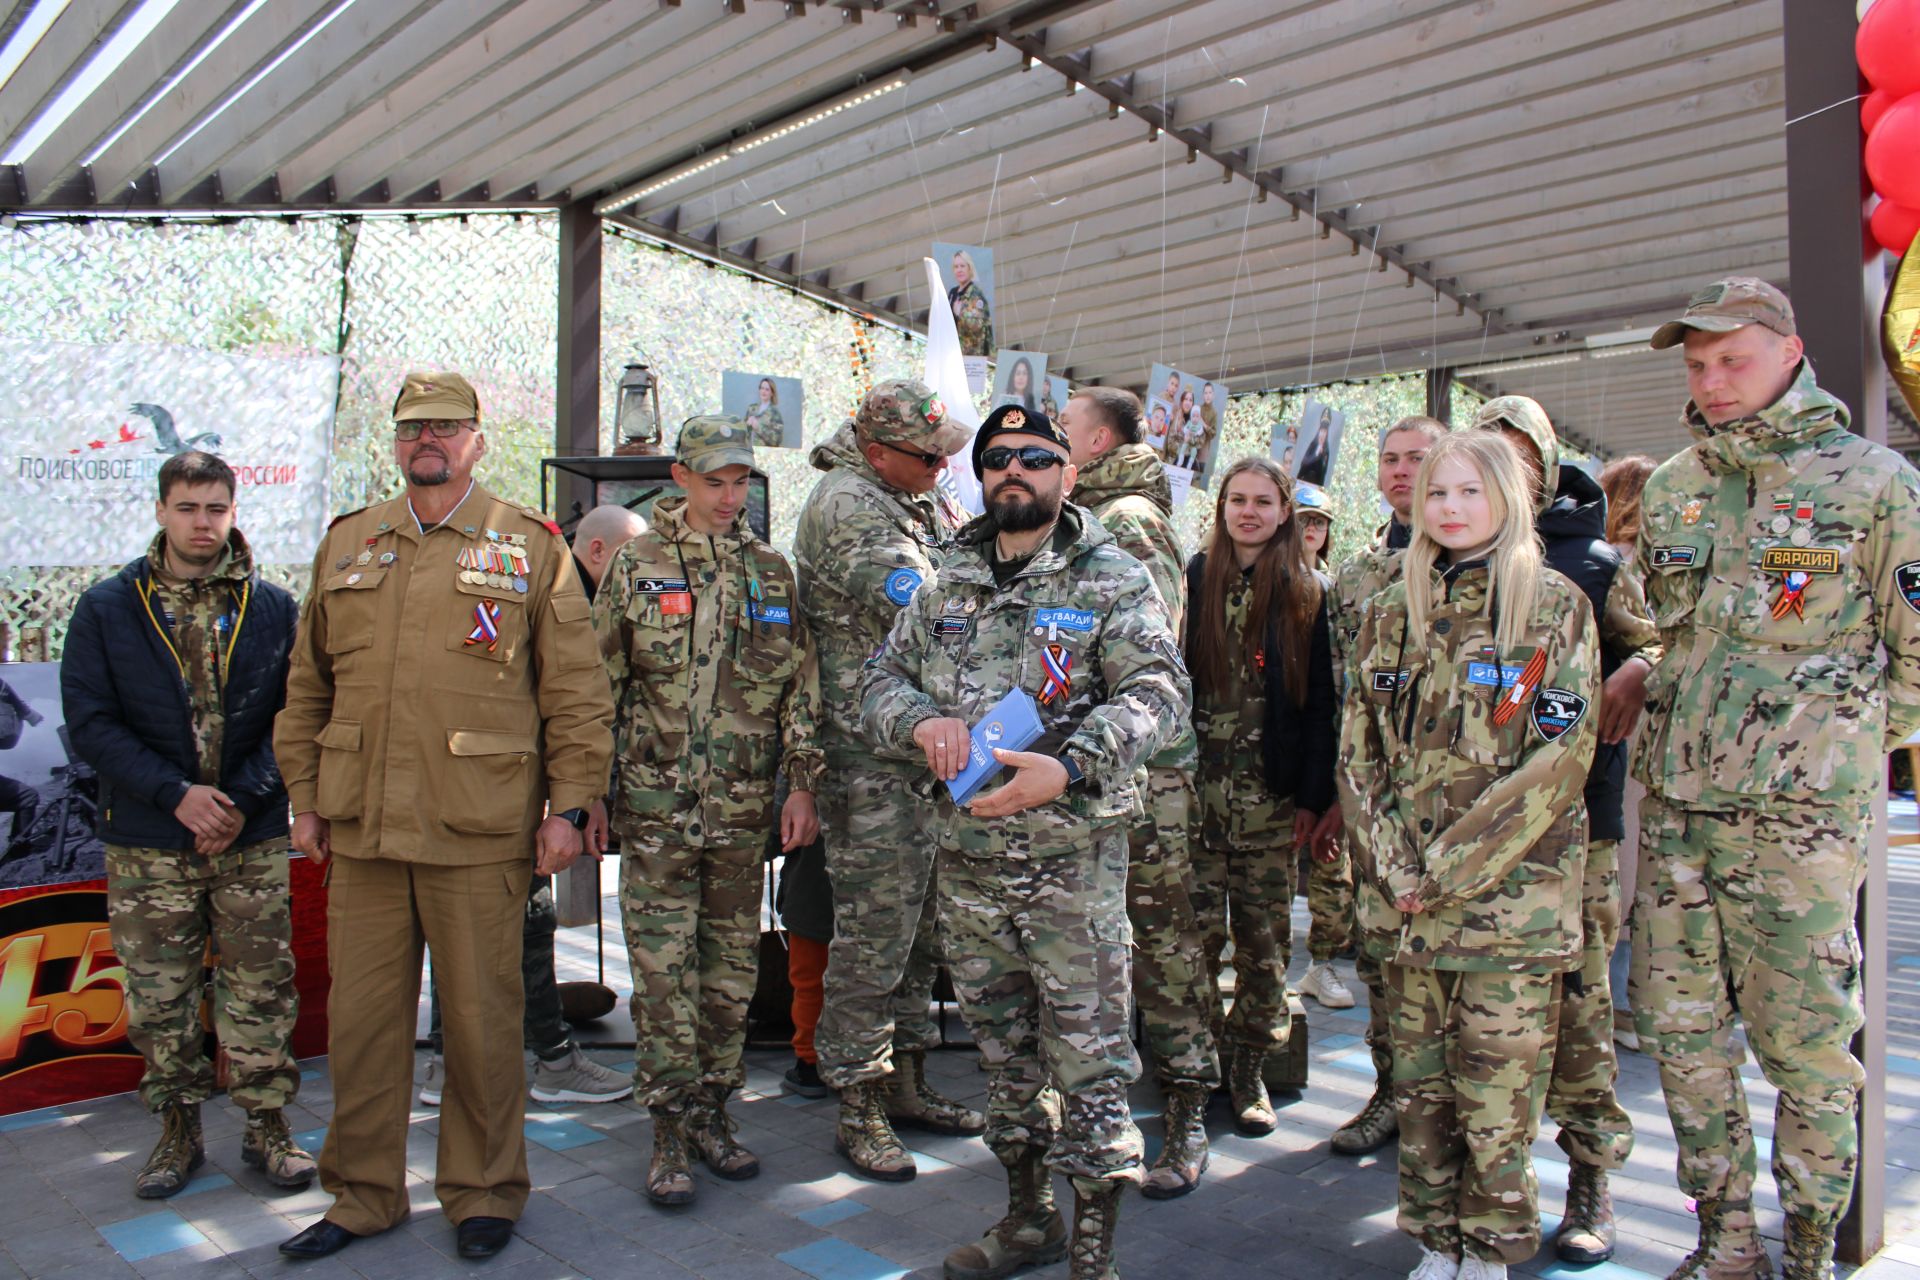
1545, 838, 1633, 1169
815, 765, 942, 1088
1356, 940, 1395, 1087
1629, 797, 1867, 1225
938, 826, 1144, 1183
1391, 964, 1558, 1263
619, 831, 762, 1108
1191, 821, 1299, 1054
105, 839, 299, 1113
1305, 841, 1354, 962
1126, 766, 1219, 1088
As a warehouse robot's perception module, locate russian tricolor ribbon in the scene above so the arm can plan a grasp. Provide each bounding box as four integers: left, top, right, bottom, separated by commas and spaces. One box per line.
1771, 570, 1811, 620
1039, 643, 1073, 705
466, 599, 501, 651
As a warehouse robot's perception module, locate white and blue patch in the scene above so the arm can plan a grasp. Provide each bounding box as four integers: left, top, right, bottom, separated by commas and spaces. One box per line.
1032, 607, 1096, 632
1531, 688, 1589, 743
635, 577, 690, 594
1466, 662, 1527, 687
751, 603, 791, 626
935, 617, 971, 637
884, 567, 923, 606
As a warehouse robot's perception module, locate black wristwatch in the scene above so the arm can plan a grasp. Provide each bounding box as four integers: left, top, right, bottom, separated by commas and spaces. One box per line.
555, 807, 590, 831
1058, 756, 1086, 792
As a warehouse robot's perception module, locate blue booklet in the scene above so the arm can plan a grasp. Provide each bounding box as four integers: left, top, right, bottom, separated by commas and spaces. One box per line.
946, 688, 1046, 805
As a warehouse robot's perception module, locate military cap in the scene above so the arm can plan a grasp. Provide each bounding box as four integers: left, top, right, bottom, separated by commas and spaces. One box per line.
675, 415, 756, 474
392, 371, 479, 421
970, 403, 1070, 477
1650, 277, 1796, 349
1294, 481, 1336, 523
855, 378, 972, 456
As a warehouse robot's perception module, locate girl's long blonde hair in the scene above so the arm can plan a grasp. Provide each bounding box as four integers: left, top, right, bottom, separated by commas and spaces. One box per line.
1404, 432, 1544, 655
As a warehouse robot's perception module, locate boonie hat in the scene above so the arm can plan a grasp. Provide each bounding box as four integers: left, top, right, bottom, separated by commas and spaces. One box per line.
393, 371, 480, 421
675, 415, 756, 474
855, 378, 972, 456
970, 404, 1071, 477
1294, 482, 1335, 523
1650, 278, 1796, 349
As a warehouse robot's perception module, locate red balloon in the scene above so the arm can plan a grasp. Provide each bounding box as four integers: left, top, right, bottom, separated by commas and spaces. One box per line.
1867, 96, 1920, 208
1859, 0, 1920, 98
1872, 199, 1920, 255
1864, 86, 1902, 134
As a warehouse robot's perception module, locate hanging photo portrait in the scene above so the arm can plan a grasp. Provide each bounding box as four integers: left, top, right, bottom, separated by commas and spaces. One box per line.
992, 351, 1048, 413
1269, 416, 1301, 465
1148, 363, 1225, 494
1042, 375, 1071, 420
934, 242, 996, 392
720, 371, 804, 449
1292, 399, 1345, 486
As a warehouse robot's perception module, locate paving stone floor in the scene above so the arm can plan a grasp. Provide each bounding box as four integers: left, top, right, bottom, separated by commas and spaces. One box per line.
4, 837, 1920, 1280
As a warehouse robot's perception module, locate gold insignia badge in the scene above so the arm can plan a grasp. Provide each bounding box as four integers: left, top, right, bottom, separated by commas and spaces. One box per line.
1682, 499, 1704, 526
1004, 409, 1026, 430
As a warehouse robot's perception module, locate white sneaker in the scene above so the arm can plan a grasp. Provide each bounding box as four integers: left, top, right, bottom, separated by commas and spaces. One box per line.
1300, 961, 1357, 1009
1457, 1258, 1507, 1280
418, 1054, 444, 1107
530, 1045, 633, 1104
1407, 1248, 1460, 1280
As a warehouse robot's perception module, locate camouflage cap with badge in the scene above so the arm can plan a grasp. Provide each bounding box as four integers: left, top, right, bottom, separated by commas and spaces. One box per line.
1650, 277, 1796, 349
393, 370, 481, 421
1294, 481, 1336, 524
675, 415, 756, 474
855, 378, 972, 456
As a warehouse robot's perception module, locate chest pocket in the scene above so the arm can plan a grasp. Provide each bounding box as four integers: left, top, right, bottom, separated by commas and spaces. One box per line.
738, 594, 800, 686
320, 568, 387, 655
1449, 654, 1535, 768
1360, 657, 1426, 755
447, 577, 528, 663
625, 583, 692, 674
1025, 607, 1098, 716
1728, 535, 1857, 648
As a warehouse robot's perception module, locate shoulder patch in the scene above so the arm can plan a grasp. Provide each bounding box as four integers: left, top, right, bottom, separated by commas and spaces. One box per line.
1650, 545, 1697, 568
884, 567, 923, 606
1895, 562, 1920, 616
1531, 688, 1589, 743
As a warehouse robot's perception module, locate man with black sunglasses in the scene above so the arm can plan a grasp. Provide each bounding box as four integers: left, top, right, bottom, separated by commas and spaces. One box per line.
861, 404, 1191, 1280
794, 379, 983, 1181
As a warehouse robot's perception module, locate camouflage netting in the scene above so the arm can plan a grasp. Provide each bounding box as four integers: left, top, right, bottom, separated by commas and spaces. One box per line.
1, 212, 1472, 658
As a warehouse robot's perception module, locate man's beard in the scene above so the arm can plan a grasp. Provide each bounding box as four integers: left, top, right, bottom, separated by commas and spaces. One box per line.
408, 455, 452, 486
986, 480, 1061, 533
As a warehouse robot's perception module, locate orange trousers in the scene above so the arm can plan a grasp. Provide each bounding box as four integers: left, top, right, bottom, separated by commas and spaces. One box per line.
788, 934, 829, 1063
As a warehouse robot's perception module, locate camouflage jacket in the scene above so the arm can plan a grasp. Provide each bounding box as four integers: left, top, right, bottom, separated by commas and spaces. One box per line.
794, 424, 963, 769
1630, 362, 1920, 810
1329, 522, 1408, 695
859, 504, 1191, 857
145, 530, 253, 785
595, 496, 826, 848
1338, 562, 1599, 972
1073, 442, 1197, 770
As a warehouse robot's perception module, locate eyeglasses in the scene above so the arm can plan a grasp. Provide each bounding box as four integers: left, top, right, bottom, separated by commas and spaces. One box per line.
880, 440, 944, 468
980, 445, 1066, 472
394, 420, 475, 441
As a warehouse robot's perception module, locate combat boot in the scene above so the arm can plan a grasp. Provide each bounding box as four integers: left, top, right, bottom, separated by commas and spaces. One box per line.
884, 1049, 986, 1136
944, 1144, 1067, 1280
836, 1080, 916, 1181
683, 1085, 760, 1180
1140, 1082, 1209, 1199
1781, 1213, 1837, 1280
645, 1104, 695, 1206
241, 1108, 316, 1189
1668, 1199, 1773, 1280
1553, 1159, 1615, 1263
1331, 1079, 1398, 1155
1066, 1176, 1124, 1280
1228, 1043, 1276, 1136
134, 1101, 204, 1198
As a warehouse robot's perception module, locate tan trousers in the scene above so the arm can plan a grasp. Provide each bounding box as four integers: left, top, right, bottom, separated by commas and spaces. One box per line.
319, 855, 532, 1233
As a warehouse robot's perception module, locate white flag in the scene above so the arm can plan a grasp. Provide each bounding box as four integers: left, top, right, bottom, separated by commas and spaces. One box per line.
922, 257, 983, 516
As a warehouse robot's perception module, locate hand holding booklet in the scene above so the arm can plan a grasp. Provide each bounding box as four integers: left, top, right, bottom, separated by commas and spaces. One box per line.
945, 688, 1045, 805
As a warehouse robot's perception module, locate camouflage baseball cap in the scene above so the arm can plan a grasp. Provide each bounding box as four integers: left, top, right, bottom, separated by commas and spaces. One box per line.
854, 378, 972, 455
1650, 277, 1796, 349
393, 371, 479, 421
1294, 481, 1336, 523
675, 415, 756, 474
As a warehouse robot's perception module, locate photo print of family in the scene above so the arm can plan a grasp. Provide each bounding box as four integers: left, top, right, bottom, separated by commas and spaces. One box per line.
933, 242, 995, 391
1271, 398, 1345, 486
992, 351, 1048, 413
1144, 362, 1225, 497
720, 371, 805, 449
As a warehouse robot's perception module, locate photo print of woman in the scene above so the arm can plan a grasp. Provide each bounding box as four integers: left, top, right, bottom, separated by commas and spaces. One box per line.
720, 371, 805, 449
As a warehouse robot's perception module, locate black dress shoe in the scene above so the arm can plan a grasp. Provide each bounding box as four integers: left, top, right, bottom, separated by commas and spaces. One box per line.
457, 1216, 514, 1259
279, 1219, 358, 1259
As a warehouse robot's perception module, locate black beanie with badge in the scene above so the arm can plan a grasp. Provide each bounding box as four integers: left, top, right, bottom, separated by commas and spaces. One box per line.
970, 403, 1071, 477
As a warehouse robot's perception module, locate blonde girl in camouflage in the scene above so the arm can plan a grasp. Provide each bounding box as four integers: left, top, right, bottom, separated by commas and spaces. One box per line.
742, 378, 784, 447
1338, 432, 1599, 1280
1184, 457, 1337, 1138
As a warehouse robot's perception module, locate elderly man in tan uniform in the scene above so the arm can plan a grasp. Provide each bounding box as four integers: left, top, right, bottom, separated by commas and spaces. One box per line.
274, 372, 614, 1263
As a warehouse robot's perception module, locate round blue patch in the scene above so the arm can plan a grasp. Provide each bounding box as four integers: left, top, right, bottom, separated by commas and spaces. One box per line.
884, 567, 923, 606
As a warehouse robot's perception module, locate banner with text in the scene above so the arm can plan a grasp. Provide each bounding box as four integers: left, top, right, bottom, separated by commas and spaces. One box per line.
1, 341, 337, 567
